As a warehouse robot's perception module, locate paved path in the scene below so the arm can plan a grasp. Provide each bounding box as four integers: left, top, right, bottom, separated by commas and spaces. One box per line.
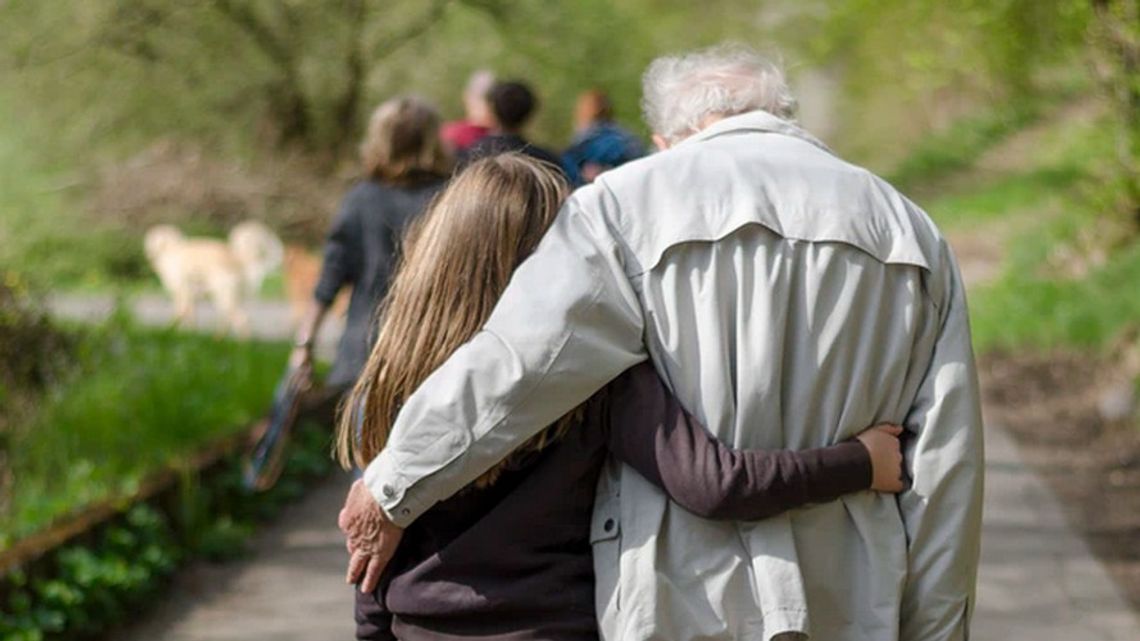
47, 293, 344, 361
974, 425, 1139, 639
114, 474, 356, 641
52, 293, 1139, 640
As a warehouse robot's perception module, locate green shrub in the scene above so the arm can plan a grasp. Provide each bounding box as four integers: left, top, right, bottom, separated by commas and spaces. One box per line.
0, 273, 73, 395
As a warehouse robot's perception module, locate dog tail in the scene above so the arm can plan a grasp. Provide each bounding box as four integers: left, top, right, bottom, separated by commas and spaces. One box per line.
229, 220, 285, 293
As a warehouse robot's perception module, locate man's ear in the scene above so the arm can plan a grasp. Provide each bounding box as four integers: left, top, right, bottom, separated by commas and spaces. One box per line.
652, 134, 670, 151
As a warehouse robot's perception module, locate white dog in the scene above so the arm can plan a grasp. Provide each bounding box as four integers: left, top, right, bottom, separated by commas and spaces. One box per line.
144, 220, 284, 335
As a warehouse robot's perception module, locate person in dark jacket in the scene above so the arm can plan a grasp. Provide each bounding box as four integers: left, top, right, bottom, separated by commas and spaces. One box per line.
459, 80, 564, 174
562, 89, 646, 185
335, 155, 907, 641
290, 96, 451, 415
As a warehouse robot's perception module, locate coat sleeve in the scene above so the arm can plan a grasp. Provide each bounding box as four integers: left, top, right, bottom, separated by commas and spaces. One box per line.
314, 189, 362, 305
604, 363, 872, 520
363, 186, 647, 526
898, 247, 985, 641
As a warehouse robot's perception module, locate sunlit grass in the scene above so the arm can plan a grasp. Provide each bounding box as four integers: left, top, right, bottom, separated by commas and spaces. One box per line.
1, 320, 287, 545
924, 166, 1081, 230
971, 252, 1140, 353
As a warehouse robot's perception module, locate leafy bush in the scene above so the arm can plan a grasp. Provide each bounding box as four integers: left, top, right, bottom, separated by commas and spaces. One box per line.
0, 274, 74, 525
0, 273, 73, 395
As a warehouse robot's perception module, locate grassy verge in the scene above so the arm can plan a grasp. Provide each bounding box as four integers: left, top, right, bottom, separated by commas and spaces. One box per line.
1, 315, 289, 546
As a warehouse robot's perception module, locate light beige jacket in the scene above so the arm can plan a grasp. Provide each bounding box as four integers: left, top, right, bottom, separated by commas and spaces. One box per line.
364, 110, 984, 641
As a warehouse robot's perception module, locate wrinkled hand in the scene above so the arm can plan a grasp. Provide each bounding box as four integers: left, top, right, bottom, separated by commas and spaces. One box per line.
855, 424, 908, 493
338, 479, 404, 594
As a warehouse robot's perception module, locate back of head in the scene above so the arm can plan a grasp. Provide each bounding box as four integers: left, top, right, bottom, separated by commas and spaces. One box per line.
360, 96, 452, 185
337, 153, 568, 469
641, 43, 796, 144
488, 81, 538, 132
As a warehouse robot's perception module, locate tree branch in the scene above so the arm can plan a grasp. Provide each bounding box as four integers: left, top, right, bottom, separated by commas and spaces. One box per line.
212, 0, 296, 72
368, 0, 453, 61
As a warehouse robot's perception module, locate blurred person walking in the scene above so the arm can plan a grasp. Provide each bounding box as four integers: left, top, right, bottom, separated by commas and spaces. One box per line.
341, 44, 983, 641
440, 70, 496, 153
289, 96, 450, 420
459, 80, 564, 175
562, 90, 645, 185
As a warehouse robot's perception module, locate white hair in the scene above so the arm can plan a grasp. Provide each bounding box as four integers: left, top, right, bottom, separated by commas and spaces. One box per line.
641, 44, 796, 143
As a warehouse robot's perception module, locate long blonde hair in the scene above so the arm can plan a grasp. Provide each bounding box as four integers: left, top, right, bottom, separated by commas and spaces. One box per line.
335, 154, 576, 484
360, 96, 452, 185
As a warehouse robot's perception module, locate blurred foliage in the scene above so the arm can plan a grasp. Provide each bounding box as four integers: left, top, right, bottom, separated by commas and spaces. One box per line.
1088, 0, 1140, 219
0, 273, 73, 399
0, 0, 735, 157
0, 504, 180, 641
886, 102, 1047, 192
0, 94, 148, 291
917, 103, 1140, 352
797, 0, 1093, 166
0, 275, 73, 521
0, 1, 1123, 170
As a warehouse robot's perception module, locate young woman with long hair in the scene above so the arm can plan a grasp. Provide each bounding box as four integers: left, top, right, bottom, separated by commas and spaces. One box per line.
336, 154, 905, 641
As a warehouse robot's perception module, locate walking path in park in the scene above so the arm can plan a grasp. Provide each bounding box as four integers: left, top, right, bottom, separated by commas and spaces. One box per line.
50, 293, 1140, 640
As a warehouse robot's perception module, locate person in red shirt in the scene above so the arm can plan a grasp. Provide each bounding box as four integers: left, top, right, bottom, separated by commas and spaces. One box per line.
439, 70, 496, 153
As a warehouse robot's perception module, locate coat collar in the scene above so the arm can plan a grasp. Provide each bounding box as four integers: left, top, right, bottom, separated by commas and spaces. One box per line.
679, 110, 833, 155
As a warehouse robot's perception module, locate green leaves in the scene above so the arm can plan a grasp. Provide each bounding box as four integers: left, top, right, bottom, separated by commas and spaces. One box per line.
0, 504, 176, 639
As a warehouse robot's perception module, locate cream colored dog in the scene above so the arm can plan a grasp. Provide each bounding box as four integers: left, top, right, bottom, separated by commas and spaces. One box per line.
144, 220, 284, 335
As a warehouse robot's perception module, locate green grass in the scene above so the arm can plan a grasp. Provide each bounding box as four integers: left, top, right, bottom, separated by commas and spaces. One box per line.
1, 318, 288, 545
970, 243, 1140, 353
924, 165, 1081, 230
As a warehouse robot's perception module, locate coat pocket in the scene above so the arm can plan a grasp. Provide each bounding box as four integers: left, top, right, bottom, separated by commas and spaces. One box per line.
590, 495, 622, 628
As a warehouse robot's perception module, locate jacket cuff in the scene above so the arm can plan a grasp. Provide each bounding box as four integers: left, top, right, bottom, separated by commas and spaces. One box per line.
363, 450, 435, 528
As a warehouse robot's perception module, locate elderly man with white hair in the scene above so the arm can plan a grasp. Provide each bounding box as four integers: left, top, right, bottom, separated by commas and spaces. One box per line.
340, 44, 984, 641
